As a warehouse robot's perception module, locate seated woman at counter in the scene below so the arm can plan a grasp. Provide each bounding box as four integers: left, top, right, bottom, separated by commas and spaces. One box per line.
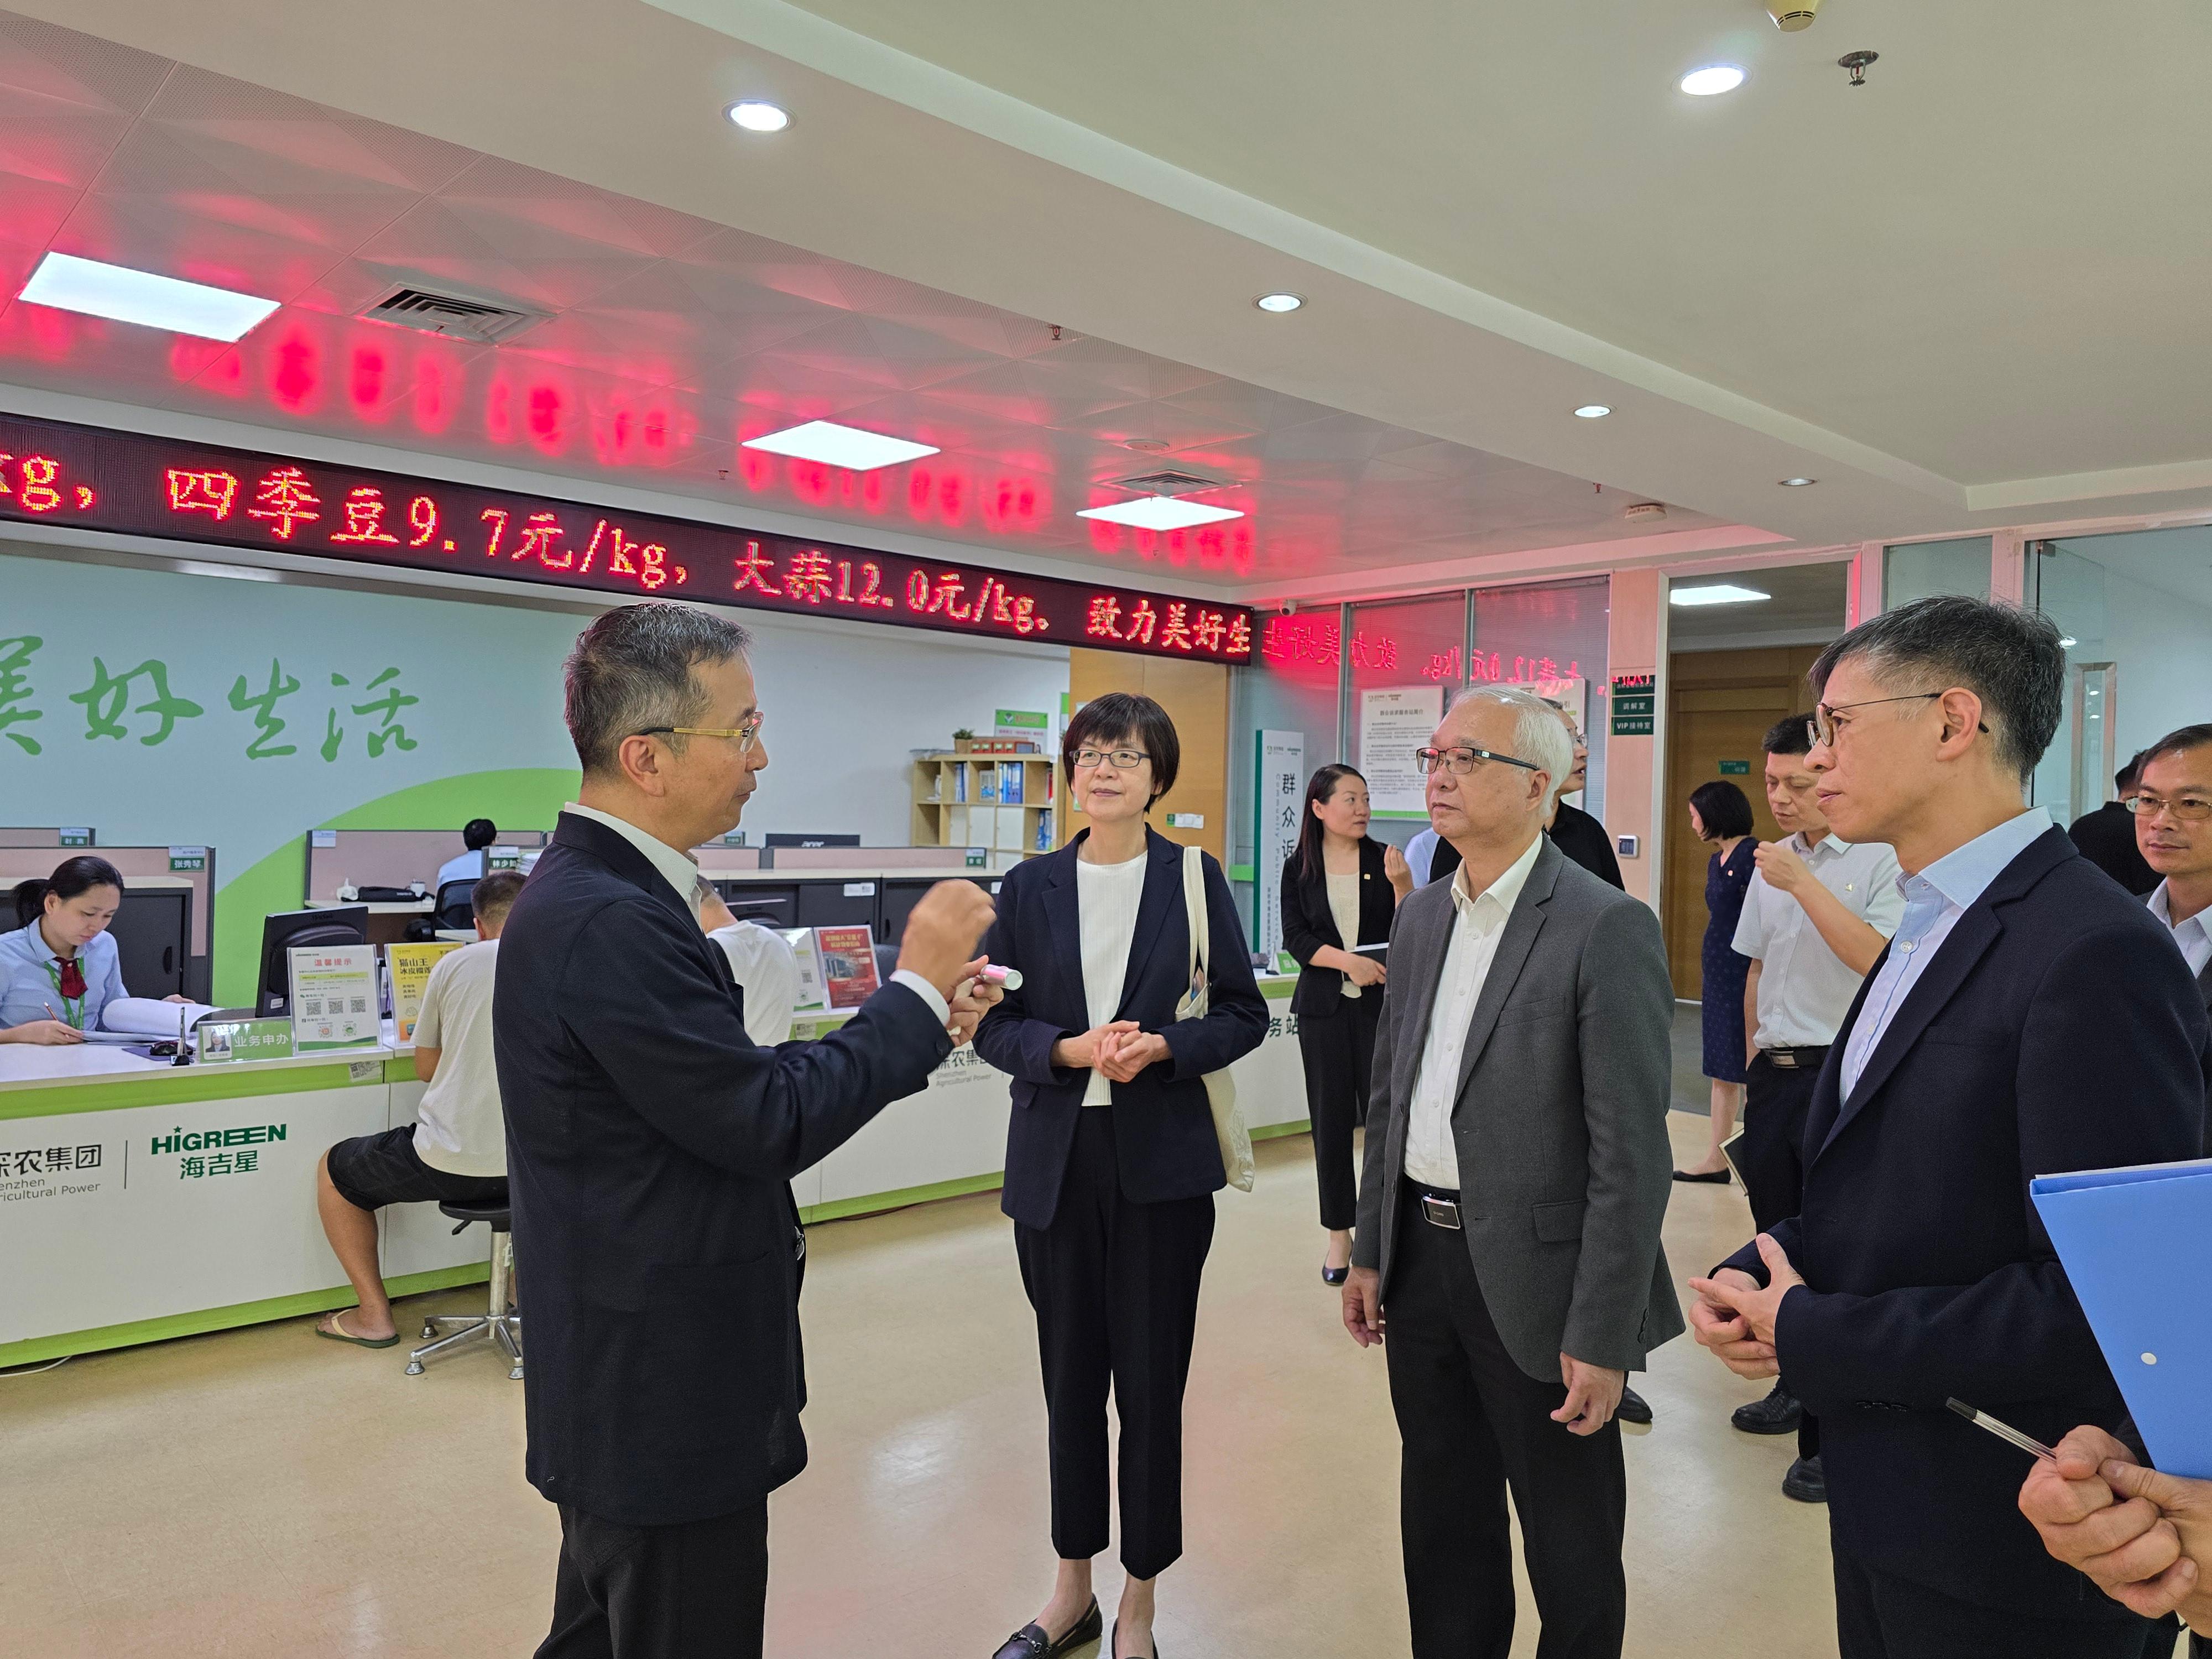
975, 692, 1267, 1659
0, 856, 186, 1044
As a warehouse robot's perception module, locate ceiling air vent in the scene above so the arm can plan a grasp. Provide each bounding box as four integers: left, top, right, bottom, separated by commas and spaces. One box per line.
1107, 469, 1224, 497
358, 286, 545, 346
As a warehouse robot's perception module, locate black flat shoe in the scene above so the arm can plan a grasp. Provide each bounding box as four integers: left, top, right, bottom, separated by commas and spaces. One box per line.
1615, 1385, 1653, 1425
1111, 1619, 1157, 1659
994, 1597, 1101, 1659
1782, 1453, 1828, 1504
1731, 1380, 1803, 1436
1322, 1262, 1349, 1286
1672, 1168, 1731, 1183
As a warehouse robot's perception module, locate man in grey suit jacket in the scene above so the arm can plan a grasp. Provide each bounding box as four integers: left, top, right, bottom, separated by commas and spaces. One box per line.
1343, 686, 1679, 1659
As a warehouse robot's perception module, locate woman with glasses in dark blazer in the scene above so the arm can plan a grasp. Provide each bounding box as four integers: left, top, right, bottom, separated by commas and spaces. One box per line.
1278, 764, 1413, 1286
974, 691, 1267, 1659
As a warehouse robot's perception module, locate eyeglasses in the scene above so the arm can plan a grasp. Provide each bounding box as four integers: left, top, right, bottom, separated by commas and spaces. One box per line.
1808, 692, 1986, 749
1073, 747, 1150, 771
1415, 745, 1541, 776
636, 709, 766, 750
2127, 792, 2212, 823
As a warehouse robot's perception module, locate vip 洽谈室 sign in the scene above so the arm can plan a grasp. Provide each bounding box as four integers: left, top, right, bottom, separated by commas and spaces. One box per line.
0, 411, 1255, 665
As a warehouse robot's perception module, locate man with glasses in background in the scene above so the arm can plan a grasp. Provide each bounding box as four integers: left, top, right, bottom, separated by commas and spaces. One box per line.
496, 602, 1001, 1659
1687, 596, 2208, 1659
1344, 685, 1677, 1659
2131, 724, 2212, 1015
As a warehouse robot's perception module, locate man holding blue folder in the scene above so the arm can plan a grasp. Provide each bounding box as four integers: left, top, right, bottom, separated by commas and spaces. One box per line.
1686, 597, 2211, 1658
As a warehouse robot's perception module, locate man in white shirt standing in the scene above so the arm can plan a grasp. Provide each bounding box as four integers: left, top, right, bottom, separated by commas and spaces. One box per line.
1719, 714, 1903, 1496
312, 867, 526, 1348
2132, 723, 2212, 1004
1344, 686, 1677, 1659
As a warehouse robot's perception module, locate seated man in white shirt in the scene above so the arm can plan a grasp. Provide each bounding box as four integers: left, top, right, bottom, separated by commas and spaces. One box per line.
2132, 723, 2212, 1001
312, 868, 524, 1348
697, 881, 804, 1045
436, 817, 500, 890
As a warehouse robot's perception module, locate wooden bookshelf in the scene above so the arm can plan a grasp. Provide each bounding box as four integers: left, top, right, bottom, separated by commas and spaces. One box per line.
911, 753, 1060, 860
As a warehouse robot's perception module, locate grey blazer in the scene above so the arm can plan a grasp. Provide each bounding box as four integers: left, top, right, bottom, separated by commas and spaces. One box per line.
1351, 836, 1684, 1379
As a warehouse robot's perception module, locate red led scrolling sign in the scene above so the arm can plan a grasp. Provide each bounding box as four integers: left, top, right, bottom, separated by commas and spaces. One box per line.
0, 413, 1254, 663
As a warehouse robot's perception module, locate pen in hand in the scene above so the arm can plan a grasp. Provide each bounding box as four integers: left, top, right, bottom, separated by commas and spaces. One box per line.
1947, 1397, 2057, 1461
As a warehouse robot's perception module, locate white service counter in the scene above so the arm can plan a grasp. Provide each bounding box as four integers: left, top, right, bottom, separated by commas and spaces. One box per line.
0, 979, 1310, 1366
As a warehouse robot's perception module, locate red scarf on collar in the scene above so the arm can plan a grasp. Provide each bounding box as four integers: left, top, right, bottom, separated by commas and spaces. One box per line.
56, 957, 87, 1000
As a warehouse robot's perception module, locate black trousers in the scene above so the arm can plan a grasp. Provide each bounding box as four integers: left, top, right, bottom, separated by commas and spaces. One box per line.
1384, 1190, 1627, 1659
1832, 1541, 2169, 1659
536, 1500, 770, 1659
1739, 1051, 1822, 1235
1014, 1104, 1215, 1580
1297, 993, 1381, 1230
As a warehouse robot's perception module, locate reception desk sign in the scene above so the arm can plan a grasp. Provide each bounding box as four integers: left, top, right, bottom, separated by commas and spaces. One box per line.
0, 412, 1254, 665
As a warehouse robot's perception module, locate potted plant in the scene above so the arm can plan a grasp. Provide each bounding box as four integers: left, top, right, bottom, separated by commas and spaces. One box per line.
952, 727, 975, 753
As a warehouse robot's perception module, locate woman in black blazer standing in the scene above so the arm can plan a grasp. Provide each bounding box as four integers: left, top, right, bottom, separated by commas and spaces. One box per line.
975, 691, 1266, 1659
1277, 764, 1412, 1286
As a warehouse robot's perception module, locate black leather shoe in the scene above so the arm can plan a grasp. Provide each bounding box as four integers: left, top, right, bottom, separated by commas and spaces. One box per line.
994, 1598, 1101, 1659
1322, 1262, 1349, 1286
1615, 1385, 1653, 1425
1782, 1453, 1828, 1504
1672, 1167, 1731, 1183
1731, 1380, 1803, 1436
1111, 1619, 1157, 1659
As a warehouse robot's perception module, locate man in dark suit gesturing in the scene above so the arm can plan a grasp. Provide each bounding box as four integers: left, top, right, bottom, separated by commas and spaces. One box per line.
1690, 597, 2210, 1659
1343, 685, 1678, 1659
496, 603, 999, 1659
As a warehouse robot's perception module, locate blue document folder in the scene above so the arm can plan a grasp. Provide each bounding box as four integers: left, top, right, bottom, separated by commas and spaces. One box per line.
2031, 1158, 2212, 1478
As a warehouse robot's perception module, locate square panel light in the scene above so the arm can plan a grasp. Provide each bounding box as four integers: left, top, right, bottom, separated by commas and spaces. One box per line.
18, 252, 280, 342
1076, 495, 1245, 531
741, 420, 938, 471
1669, 583, 1771, 607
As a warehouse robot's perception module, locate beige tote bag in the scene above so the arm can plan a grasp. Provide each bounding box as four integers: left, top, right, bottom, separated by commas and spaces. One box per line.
1176, 844, 1255, 1193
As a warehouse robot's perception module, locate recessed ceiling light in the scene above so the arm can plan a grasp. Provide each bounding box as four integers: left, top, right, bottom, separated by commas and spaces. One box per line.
18, 251, 279, 342
1779, 476, 1817, 487
1574, 405, 1613, 419
1679, 64, 1747, 96
1078, 496, 1245, 532
2059, 636, 2079, 649
1254, 292, 1305, 314
725, 100, 791, 133
1670, 583, 1771, 607
742, 420, 936, 471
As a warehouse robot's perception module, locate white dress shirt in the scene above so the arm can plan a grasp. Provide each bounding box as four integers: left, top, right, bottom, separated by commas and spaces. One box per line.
2148, 881, 2212, 978
1076, 852, 1149, 1105
436, 849, 486, 889
1838, 808, 2052, 1101
707, 921, 804, 1045
1731, 833, 1906, 1048
562, 802, 950, 1026
1401, 834, 1545, 1190
1405, 828, 1439, 889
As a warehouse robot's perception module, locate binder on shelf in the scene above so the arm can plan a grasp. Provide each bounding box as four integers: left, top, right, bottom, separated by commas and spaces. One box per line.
999, 763, 1024, 806
2031, 1157, 2212, 1478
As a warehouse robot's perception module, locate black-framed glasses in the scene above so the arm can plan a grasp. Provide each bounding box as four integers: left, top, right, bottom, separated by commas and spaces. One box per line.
2127, 792, 2212, 823
1415, 745, 1541, 776
635, 709, 766, 749
1808, 692, 1985, 748
1073, 747, 1150, 771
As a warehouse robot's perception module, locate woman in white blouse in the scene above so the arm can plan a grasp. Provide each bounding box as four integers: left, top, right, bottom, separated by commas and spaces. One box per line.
1277, 765, 1412, 1285
974, 692, 1266, 1659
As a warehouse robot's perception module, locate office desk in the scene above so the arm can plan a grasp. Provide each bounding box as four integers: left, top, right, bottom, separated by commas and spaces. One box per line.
304, 896, 435, 948
3, 983, 1311, 1365
0, 1035, 486, 1367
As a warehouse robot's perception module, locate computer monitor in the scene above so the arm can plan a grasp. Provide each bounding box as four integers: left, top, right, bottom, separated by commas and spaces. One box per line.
763, 832, 860, 849
255, 906, 367, 1017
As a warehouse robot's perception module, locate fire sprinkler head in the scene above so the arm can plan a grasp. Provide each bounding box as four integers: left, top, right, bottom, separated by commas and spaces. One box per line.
1839, 50, 1879, 86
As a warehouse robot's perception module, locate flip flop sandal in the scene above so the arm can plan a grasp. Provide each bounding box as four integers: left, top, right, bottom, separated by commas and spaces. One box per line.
315, 1310, 400, 1349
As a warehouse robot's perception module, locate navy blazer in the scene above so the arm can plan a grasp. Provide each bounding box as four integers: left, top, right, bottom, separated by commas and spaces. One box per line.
494, 811, 952, 1527
1722, 827, 2210, 1618
1278, 837, 1398, 1020
974, 829, 1267, 1230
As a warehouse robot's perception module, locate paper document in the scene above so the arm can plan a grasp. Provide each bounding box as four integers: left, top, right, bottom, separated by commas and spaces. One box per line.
100, 997, 219, 1036
2031, 1157, 2212, 1478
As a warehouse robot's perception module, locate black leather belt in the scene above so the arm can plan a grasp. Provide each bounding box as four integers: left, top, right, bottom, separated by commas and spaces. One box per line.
1760, 1045, 1830, 1071
1407, 1181, 1464, 1230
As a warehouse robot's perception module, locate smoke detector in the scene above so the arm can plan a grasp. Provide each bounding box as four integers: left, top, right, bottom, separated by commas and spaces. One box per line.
1767, 0, 1822, 29
358, 285, 544, 346
1120, 438, 1172, 454
1623, 502, 1669, 523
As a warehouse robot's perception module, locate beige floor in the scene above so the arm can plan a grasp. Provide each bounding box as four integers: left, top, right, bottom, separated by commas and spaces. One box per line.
1, 1108, 1883, 1658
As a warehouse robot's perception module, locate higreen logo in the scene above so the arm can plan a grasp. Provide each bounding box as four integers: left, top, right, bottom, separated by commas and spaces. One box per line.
150, 1123, 287, 1154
